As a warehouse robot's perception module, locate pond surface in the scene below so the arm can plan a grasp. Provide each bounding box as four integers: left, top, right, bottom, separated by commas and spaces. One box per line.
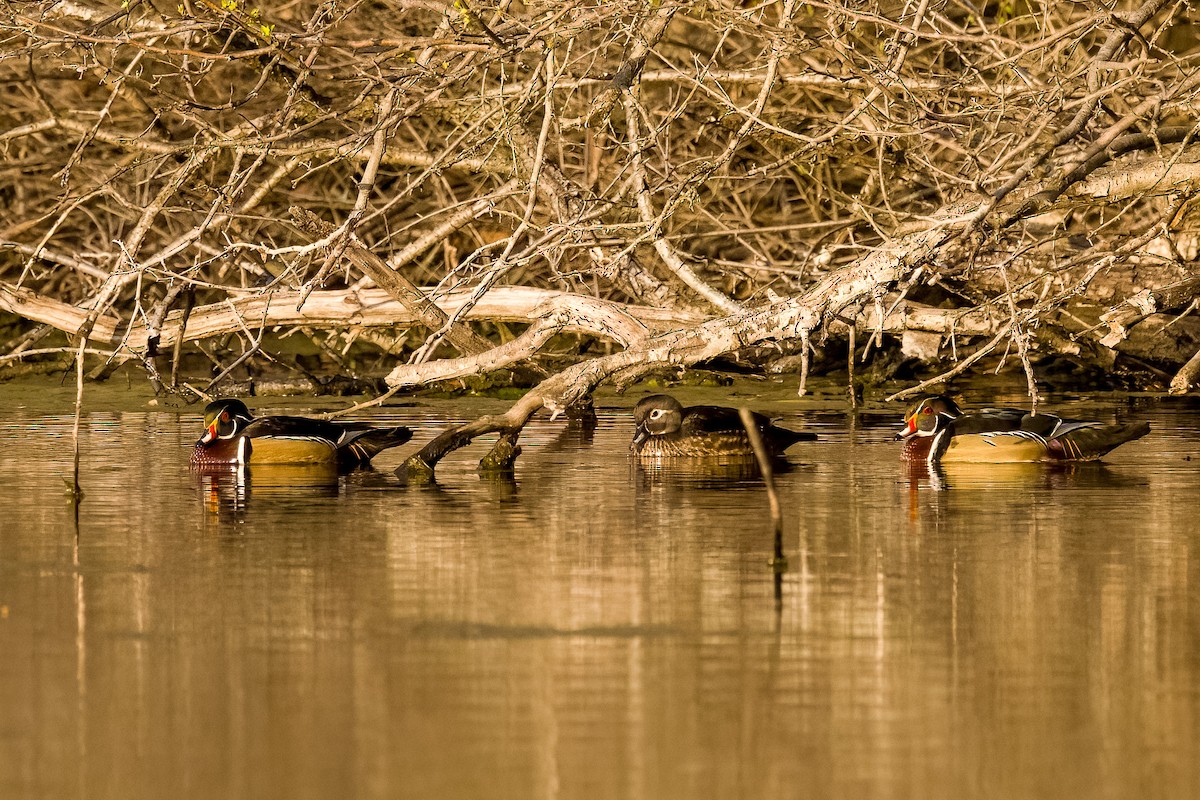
1, 381, 1198, 800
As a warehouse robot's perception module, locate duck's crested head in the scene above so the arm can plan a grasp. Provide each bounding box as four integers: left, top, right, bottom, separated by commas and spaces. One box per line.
896, 394, 961, 439
199, 398, 254, 445
632, 394, 685, 448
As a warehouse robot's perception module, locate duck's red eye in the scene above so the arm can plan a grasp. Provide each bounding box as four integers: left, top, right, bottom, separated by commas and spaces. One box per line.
922, 407, 932, 415
220, 412, 230, 422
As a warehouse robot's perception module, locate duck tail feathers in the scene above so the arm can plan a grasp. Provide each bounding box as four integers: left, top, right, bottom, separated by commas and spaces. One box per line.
1055, 421, 1149, 460
772, 426, 818, 450
341, 426, 414, 462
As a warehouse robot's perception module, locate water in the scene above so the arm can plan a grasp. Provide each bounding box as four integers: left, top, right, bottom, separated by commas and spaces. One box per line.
1, 382, 1198, 800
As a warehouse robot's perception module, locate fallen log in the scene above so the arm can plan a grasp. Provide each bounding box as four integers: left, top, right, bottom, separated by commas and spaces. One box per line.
0, 282, 704, 352
1098, 276, 1200, 348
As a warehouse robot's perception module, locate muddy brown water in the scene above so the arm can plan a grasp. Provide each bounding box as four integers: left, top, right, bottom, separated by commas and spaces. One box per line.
1, 379, 1198, 799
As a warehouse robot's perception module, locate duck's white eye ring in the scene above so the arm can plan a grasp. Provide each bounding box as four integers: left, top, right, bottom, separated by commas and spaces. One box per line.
649, 409, 665, 419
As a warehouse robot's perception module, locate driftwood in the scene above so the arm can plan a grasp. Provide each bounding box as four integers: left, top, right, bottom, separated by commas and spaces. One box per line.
1099, 276, 1200, 348
0, 283, 700, 350
1170, 346, 1200, 395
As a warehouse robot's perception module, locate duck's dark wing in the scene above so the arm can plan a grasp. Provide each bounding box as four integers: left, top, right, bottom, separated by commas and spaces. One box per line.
976, 406, 1028, 422
954, 407, 1103, 439
242, 415, 346, 443
679, 405, 754, 435
951, 409, 1026, 435
336, 425, 412, 460
1018, 413, 1102, 439
681, 405, 816, 449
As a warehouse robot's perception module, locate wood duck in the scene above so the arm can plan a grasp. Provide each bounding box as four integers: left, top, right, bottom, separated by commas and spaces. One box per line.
190, 399, 413, 468
896, 394, 1149, 465
631, 394, 816, 458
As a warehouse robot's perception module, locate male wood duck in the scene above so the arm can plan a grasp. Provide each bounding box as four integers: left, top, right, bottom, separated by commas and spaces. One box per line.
190, 399, 413, 468
631, 394, 816, 458
896, 394, 1149, 465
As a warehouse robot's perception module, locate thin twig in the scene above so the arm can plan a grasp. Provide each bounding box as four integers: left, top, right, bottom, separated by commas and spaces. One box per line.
738, 408, 786, 569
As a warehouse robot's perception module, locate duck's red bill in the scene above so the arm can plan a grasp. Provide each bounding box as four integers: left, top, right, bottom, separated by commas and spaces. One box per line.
199, 421, 218, 445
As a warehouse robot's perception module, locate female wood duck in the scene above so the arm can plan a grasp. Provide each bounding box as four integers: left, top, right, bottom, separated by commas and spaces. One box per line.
631, 394, 816, 458
896, 394, 1149, 465
190, 399, 413, 468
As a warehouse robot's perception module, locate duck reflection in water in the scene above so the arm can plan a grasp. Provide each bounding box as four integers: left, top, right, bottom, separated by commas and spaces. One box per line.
903, 457, 1146, 504
632, 454, 800, 490
195, 462, 343, 520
